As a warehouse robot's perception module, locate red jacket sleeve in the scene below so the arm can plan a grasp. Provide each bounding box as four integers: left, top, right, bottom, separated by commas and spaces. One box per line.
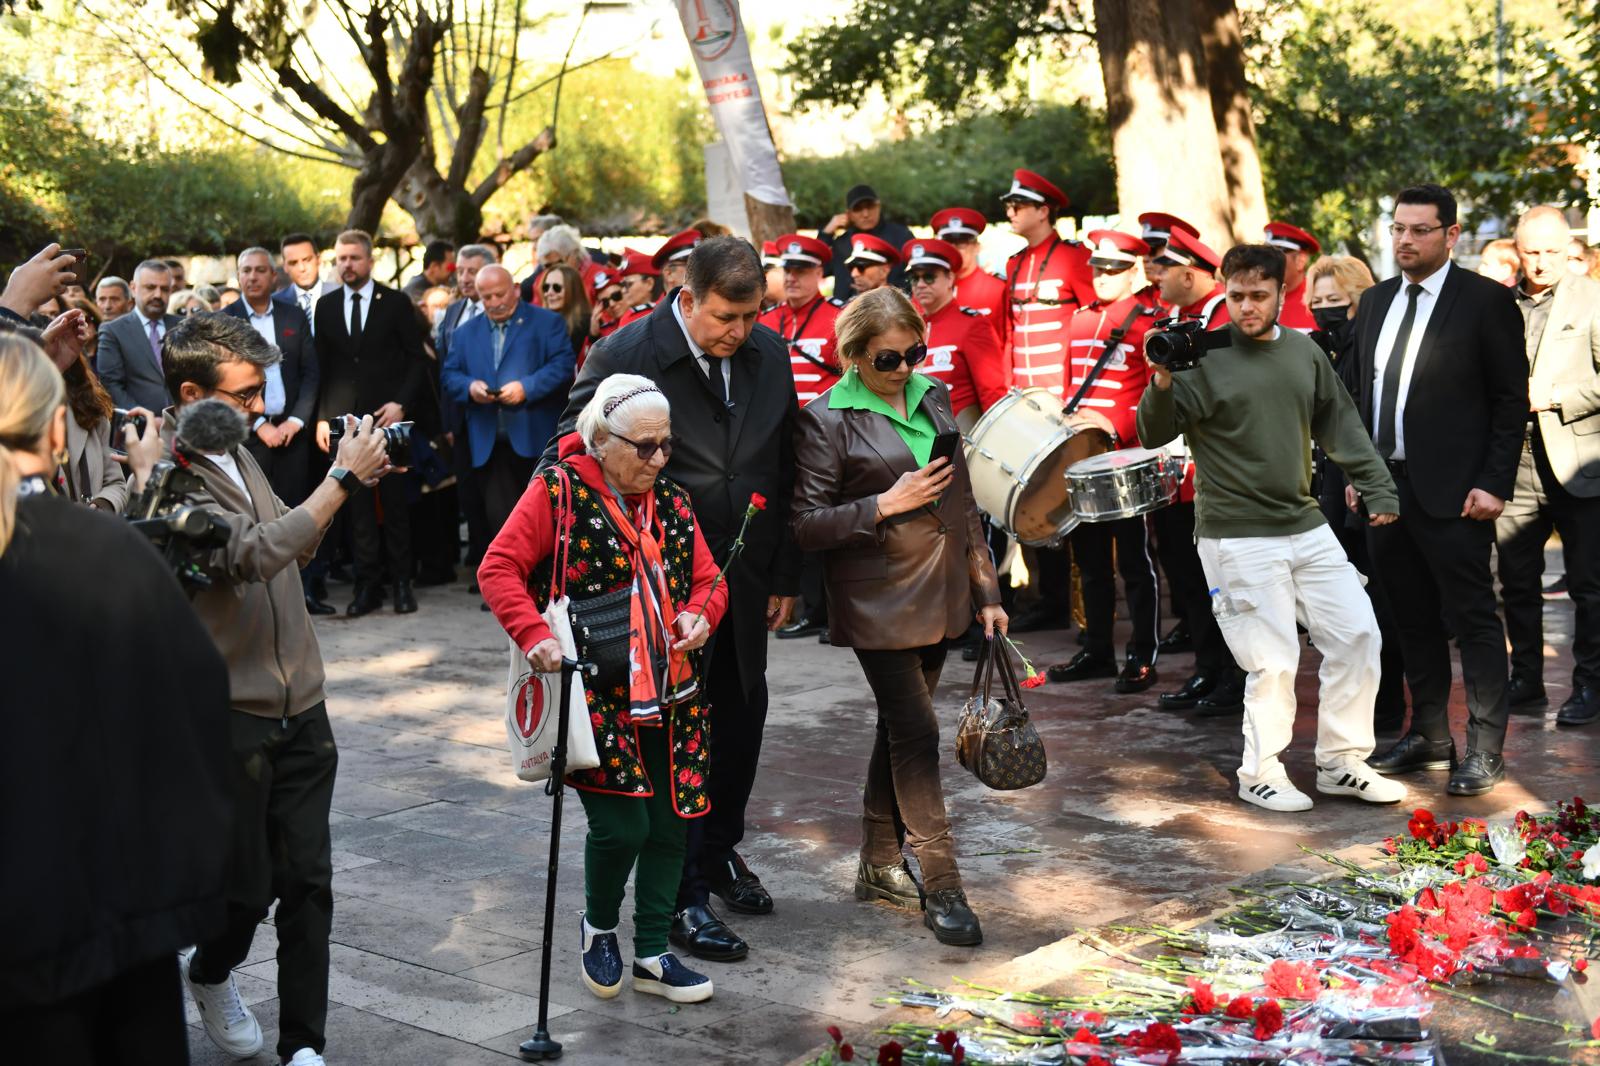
478, 477, 558, 654
965, 316, 1009, 412
677, 523, 730, 632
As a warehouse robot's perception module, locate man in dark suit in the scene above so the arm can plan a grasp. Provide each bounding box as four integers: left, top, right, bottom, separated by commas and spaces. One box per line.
98, 259, 178, 411
226, 246, 328, 614
1497, 205, 1600, 725
1354, 184, 1530, 796
314, 229, 427, 617
544, 237, 800, 962
274, 233, 340, 334
441, 264, 573, 533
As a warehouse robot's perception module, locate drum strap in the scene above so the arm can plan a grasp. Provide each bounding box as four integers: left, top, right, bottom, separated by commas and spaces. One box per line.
1063, 304, 1146, 415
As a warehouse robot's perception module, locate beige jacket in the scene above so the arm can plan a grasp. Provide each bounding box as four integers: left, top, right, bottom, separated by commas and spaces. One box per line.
64, 415, 130, 514
159, 410, 328, 719
1531, 274, 1600, 497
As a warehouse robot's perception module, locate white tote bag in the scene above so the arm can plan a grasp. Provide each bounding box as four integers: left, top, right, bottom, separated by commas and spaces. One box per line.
502, 468, 601, 783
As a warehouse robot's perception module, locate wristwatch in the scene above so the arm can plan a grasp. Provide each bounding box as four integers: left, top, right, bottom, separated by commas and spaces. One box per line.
328, 466, 362, 495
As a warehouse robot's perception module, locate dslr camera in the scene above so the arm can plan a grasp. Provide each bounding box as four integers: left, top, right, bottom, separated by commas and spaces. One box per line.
328, 416, 414, 464
1145, 318, 1231, 372
126, 460, 233, 592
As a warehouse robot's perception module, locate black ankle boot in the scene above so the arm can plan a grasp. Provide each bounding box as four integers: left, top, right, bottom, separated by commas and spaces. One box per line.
923, 888, 982, 946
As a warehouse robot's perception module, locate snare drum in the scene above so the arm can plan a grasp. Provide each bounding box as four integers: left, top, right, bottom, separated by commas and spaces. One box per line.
1063, 447, 1182, 523
965, 388, 1110, 545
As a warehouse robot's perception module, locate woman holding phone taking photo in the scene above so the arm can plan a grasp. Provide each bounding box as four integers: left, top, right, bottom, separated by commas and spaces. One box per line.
790, 286, 1006, 948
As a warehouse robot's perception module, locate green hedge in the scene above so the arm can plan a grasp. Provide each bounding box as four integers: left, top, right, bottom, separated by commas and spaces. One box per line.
782, 103, 1115, 228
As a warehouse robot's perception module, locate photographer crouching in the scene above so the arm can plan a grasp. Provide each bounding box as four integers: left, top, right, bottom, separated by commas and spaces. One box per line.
129, 312, 394, 1066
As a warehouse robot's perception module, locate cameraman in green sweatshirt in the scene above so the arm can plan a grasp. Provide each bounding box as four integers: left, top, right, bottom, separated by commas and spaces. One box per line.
1137, 243, 1402, 814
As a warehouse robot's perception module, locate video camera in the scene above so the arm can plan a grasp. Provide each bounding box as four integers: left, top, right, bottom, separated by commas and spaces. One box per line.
126, 460, 232, 591
1145, 318, 1231, 372
328, 416, 413, 464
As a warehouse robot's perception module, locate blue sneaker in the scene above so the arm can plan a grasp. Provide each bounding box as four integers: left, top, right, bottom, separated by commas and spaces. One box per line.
580, 917, 623, 999
632, 953, 713, 1003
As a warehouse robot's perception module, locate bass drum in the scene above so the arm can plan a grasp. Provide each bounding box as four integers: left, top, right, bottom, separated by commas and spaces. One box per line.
965, 388, 1110, 546
1064, 447, 1182, 522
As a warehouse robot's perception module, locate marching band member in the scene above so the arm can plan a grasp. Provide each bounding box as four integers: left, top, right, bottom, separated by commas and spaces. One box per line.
903, 238, 1006, 432
930, 207, 1008, 341
759, 235, 846, 408
588, 263, 627, 347
760, 241, 784, 311
653, 229, 703, 295
1264, 221, 1321, 331
844, 234, 901, 297
1002, 168, 1093, 398
616, 248, 663, 330
1137, 212, 1198, 313
1151, 229, 1246, 716
1046, 230, 1162, 693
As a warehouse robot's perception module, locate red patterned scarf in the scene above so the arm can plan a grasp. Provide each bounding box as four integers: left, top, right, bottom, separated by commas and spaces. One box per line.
596, 486, 697, 722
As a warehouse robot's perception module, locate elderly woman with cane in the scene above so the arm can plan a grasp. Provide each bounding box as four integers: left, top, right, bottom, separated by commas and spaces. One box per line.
791, 286, 1007, 947
480, 373, 729, 1004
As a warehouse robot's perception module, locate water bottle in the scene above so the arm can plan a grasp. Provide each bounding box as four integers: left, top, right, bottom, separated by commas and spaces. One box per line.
1210, 586, 1241, 620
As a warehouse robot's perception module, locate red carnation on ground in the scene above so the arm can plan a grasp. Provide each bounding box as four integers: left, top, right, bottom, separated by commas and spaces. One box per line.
1119, 1022, 1181, 1065
827, 1026, 842, 1045
876, 1040, 903, 1066
1408, 808, 1437, 840
1577, 958, 1589, 973
1263, 959, 1320, 1001
1454, 853, 1489, 876
1225, 994, 1256, 1019
1253, 999, 1285, 1041
1071, 1027, 1100, 1045
1184, 976, 1218, 1014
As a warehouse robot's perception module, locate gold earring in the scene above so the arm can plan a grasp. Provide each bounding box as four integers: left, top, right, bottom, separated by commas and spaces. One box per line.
53, 446, 69, 467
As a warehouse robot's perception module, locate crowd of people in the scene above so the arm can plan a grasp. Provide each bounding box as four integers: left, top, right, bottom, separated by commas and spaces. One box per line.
1, 167, 1596, 1063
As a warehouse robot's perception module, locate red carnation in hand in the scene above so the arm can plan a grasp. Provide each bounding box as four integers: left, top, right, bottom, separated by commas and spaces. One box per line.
750, 492, 768, 511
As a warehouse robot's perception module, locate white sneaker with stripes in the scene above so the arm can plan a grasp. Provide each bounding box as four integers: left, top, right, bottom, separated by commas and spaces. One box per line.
1238, 777, 1314, 812
1317, 760, 1406, 804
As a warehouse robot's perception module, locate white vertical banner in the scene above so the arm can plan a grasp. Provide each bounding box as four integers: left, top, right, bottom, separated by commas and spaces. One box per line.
676, 0, 792, 208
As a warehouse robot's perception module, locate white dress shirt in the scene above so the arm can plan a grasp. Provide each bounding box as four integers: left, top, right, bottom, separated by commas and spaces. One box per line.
342, 279, 376, 334
135, 308, 166, 344
671, 293, 731, 397
244, 301, 293, 423
207, 450, 249, 495
1371, 260, 1452, 461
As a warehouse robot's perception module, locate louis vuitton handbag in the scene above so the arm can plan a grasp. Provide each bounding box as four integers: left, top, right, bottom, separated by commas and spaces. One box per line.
954, 637, 1047, 790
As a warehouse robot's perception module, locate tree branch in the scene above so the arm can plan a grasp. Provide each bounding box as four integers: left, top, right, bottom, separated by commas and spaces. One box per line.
275, 62, 379, 150
447, 66, 491, 189
469, 124, 555, 207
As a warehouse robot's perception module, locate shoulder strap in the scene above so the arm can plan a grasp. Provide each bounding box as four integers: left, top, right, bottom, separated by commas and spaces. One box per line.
1200, 293, 1227, 328
548, 466, 574, 602
1064, 303, 1147, 415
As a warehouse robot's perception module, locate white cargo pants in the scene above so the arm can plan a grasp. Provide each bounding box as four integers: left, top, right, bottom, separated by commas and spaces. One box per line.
1196, 524, 1381, 787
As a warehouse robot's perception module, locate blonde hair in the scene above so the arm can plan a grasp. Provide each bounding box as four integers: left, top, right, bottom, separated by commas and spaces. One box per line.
834, 286, 926, 365
1303, 255, 1376, 314
0, 332, 67, 555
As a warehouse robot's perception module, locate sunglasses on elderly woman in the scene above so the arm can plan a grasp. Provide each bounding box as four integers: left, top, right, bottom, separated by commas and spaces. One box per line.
611, 432, 676, 461
871, 344, 927, 372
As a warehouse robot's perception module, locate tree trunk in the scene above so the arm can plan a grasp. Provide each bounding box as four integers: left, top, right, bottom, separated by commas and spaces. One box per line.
743, 195, 796, 250
347, 139, 422, 234
1195, 0, 1268, 244
396, 157, 485, 245
1092, 0, 1235, 246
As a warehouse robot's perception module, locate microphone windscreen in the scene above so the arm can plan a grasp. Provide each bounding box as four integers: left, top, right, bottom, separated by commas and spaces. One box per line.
176, 398, 249, 454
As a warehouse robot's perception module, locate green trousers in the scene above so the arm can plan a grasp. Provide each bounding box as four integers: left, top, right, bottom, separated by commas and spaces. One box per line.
576, 724, 687, 956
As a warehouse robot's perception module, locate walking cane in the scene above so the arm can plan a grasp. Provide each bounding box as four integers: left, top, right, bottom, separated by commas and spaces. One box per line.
520, 656, 594, 1063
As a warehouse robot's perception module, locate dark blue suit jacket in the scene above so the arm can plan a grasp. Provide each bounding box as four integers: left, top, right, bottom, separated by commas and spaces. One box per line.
222, 298, 319, 425
441, 303, 575, 468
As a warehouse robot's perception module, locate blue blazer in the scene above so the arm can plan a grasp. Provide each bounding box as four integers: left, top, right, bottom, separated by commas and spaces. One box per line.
441, 304, 575, 468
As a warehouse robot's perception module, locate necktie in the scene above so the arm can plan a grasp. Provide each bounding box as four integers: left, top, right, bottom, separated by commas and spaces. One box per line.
147, 318, 163, 368
492, 322, 506, 371
349, 291, 363, 345
1375, 282, 1423, 458
705, 356, 727, 406
301, 289, 316, 333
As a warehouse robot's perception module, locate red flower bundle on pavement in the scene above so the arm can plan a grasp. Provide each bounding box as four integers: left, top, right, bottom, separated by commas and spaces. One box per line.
1263, 959, 1321, 1001
1119, 1021, 1181, 1065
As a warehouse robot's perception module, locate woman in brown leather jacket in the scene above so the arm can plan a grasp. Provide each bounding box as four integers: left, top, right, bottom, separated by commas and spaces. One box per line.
790, 286, 1007, 947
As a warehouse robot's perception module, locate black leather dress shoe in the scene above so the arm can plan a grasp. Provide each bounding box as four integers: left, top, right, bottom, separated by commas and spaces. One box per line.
1447, 749, 1506, 796
708, 853, 773, 915
1114, 658, 1158, 694
668, 904, 748, 962
347, 586, 385, 617
775, 616, 825, 640
304, 595, 337, 617
923, 888, 982, 947
1159, 674, 1216, 710
393, 580, 418, 614
1046, 649, 1117, 683
1157, 620, 1193, 654
1558, 685, 1600, 726
1369, 732, 1457, 774
1194, 673, 1246, 717
854, 859, 924, 912
1507, 675, 1548, 711
1008, 604, 1061, 633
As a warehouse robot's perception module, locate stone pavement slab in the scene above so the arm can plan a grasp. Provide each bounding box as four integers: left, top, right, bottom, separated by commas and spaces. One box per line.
190, 558, 1599, 1063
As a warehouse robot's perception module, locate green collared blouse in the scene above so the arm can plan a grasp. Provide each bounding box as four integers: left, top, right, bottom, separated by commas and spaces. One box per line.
826, 368, 938, 466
